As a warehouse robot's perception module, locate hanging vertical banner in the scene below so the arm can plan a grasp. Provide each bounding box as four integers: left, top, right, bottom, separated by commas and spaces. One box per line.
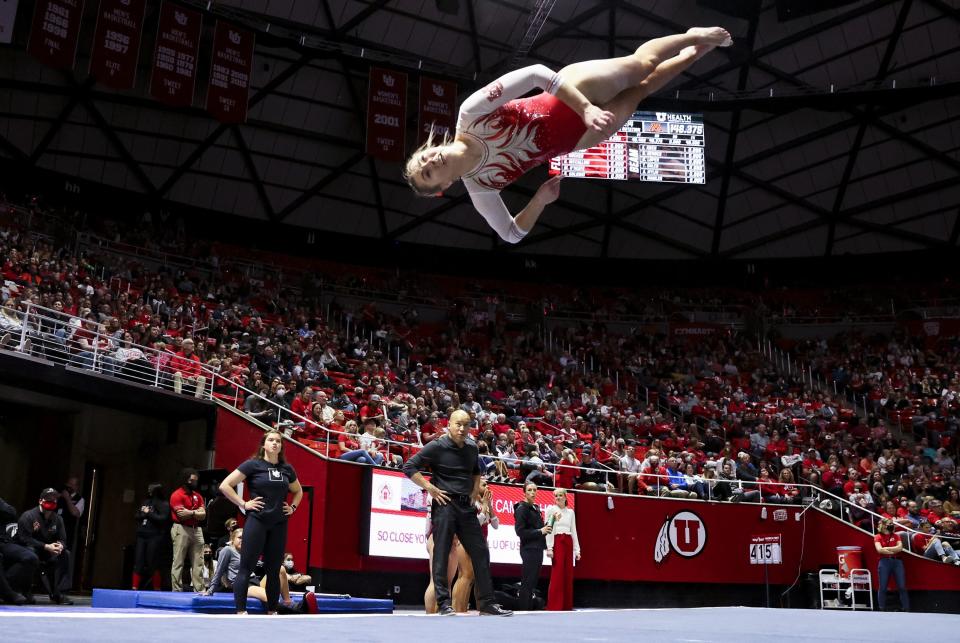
26, 0, 84, 69
205, 20, 254, 123
88, 0, 147, 89
366, 67, 408, 162
0, 0, 21, 44
417, 77, 457, 147
149, 1, 201, 107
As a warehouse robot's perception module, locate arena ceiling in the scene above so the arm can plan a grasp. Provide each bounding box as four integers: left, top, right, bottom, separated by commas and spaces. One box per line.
0, 0, 958, 260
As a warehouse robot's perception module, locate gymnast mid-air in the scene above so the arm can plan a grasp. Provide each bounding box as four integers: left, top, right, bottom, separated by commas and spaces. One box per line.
403, 27, 732, 242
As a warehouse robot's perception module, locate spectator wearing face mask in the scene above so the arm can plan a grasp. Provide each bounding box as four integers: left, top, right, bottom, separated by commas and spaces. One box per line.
132, 483, 170, 590
169, 468, 207, 592
874, 519, 910, 612
282, 552, 312, 590
16, 488, 73, 604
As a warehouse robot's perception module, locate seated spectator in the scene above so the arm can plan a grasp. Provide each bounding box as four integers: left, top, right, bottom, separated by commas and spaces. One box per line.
911, 521, 960, 565
243, 384, 275, 423
16, 488, 73, 604
664, 457, 696, 499
339, 419, 384, 466
520, 444, 554, 486
682, 462, 707, 499
172, 338, 206, 397
1, 496, 36, 605
618, 445, 642, 495
639, 453, 669, 497
282, 552, 312, 590
575, 448, 613, 492
114, 332, 152, 381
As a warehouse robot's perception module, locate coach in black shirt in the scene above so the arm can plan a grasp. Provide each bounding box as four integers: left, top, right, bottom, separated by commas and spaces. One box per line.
403, 410, 512, 617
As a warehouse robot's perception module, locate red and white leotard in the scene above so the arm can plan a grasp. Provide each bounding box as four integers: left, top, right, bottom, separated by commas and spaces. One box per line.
457, 65, 587, 244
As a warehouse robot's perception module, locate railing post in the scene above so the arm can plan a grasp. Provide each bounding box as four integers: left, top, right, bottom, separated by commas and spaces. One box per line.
154, 352, 161, 387
91, 330, 100, 371
18, 302, 31, 352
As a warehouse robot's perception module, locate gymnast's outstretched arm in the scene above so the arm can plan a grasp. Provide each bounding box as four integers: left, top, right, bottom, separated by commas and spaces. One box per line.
468, 176, 562, 244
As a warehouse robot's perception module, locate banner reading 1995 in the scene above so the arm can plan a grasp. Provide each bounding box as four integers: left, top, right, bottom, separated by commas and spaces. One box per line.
366, 67, 407, 162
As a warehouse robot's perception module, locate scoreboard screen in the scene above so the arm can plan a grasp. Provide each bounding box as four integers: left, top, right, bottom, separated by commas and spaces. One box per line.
549, 111, 705, 184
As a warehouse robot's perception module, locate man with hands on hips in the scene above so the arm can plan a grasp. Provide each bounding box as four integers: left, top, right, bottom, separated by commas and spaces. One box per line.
403, 409, 513, 616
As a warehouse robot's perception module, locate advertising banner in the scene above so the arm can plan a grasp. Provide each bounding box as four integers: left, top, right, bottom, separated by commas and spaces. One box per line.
367, 468, 574, 565
0, 0, 21, 44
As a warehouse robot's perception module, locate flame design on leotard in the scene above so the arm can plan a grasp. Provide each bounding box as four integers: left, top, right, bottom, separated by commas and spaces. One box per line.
468, 104, 548, 191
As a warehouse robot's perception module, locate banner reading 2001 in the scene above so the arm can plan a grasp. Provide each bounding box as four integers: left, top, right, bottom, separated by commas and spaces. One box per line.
366, 67, 407, 162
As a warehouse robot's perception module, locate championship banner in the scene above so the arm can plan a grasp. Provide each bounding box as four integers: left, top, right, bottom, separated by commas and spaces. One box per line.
148, 1, 201, 107
366, 66, 407, 162
88, 0, 147, 90
204, 20, 254, 123
416, 76, 456, 147
0, 0, 20, 44
26, 0, 84, 69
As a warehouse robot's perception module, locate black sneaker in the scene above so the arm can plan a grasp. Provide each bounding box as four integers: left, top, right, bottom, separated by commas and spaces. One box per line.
438, 603, 455, 616
2, 592, 26, 605
21, 593, 36, 605
478, 603, 513, 616
50, 595, 74, 605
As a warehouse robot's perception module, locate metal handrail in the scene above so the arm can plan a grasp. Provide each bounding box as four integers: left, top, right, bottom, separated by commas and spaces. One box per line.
1, 301, 219, 399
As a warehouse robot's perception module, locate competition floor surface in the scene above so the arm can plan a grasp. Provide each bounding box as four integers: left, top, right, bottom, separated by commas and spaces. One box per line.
2, 602, 956, 642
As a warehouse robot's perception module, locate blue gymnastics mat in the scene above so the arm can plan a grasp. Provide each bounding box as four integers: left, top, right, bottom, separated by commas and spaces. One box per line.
91, 589, 393, 614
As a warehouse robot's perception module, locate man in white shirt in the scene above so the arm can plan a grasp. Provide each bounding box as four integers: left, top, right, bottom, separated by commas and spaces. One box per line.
619, 446, 642, 495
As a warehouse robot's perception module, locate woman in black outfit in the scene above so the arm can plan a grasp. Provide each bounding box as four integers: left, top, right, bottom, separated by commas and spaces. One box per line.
132, 483, 170, 590
220, 430, 303, 614
513, 481, 552, 611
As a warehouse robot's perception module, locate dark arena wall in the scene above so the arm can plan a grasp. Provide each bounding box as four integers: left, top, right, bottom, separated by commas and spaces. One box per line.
214, 408, 960, 612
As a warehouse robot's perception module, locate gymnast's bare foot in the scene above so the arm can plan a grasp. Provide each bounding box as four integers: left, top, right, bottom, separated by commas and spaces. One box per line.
687, 26, 732, 47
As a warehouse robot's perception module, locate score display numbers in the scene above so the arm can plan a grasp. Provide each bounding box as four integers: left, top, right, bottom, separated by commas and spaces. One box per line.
549, 111, 705, 184
749, 535, 782, 565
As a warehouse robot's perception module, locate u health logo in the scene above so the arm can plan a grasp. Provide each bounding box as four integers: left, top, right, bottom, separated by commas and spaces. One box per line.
654, 511, 706, 564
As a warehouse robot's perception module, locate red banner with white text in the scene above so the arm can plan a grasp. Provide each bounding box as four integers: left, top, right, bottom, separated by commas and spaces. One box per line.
26, 0, 84, 69
205, 20, 254, 123
366, 67, 407, 162
417, 76, 457, 147
148, 1, 201, 107
0, 0, 21, 44
88, 0, 147, 89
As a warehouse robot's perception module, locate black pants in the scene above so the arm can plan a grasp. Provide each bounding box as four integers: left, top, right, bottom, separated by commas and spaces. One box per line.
431, 500, 495, 608
518, 547, 544, 610
235, 517, 287, 612
133, 535, 165, 581
0, 541, 38, 596
38, 548, 70, 599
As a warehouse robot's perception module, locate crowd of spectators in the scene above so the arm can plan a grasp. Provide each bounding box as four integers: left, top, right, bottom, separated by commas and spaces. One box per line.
2, 197, 959, 568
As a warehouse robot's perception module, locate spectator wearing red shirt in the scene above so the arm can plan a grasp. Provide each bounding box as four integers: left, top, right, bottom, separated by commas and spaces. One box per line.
911, 521, 959, 564
874, 520, 909, 612
172, 338, 206, 398
169, 469, 206, 592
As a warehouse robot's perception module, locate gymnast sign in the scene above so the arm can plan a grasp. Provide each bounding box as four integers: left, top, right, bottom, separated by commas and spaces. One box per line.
404, 27, 731, 243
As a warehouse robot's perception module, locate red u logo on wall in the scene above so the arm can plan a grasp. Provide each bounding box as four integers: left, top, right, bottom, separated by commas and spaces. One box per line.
654, 511, 707, 564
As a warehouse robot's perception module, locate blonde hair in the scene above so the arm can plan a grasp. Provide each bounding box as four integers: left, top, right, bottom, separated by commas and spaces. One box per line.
402, 124, 453, 197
